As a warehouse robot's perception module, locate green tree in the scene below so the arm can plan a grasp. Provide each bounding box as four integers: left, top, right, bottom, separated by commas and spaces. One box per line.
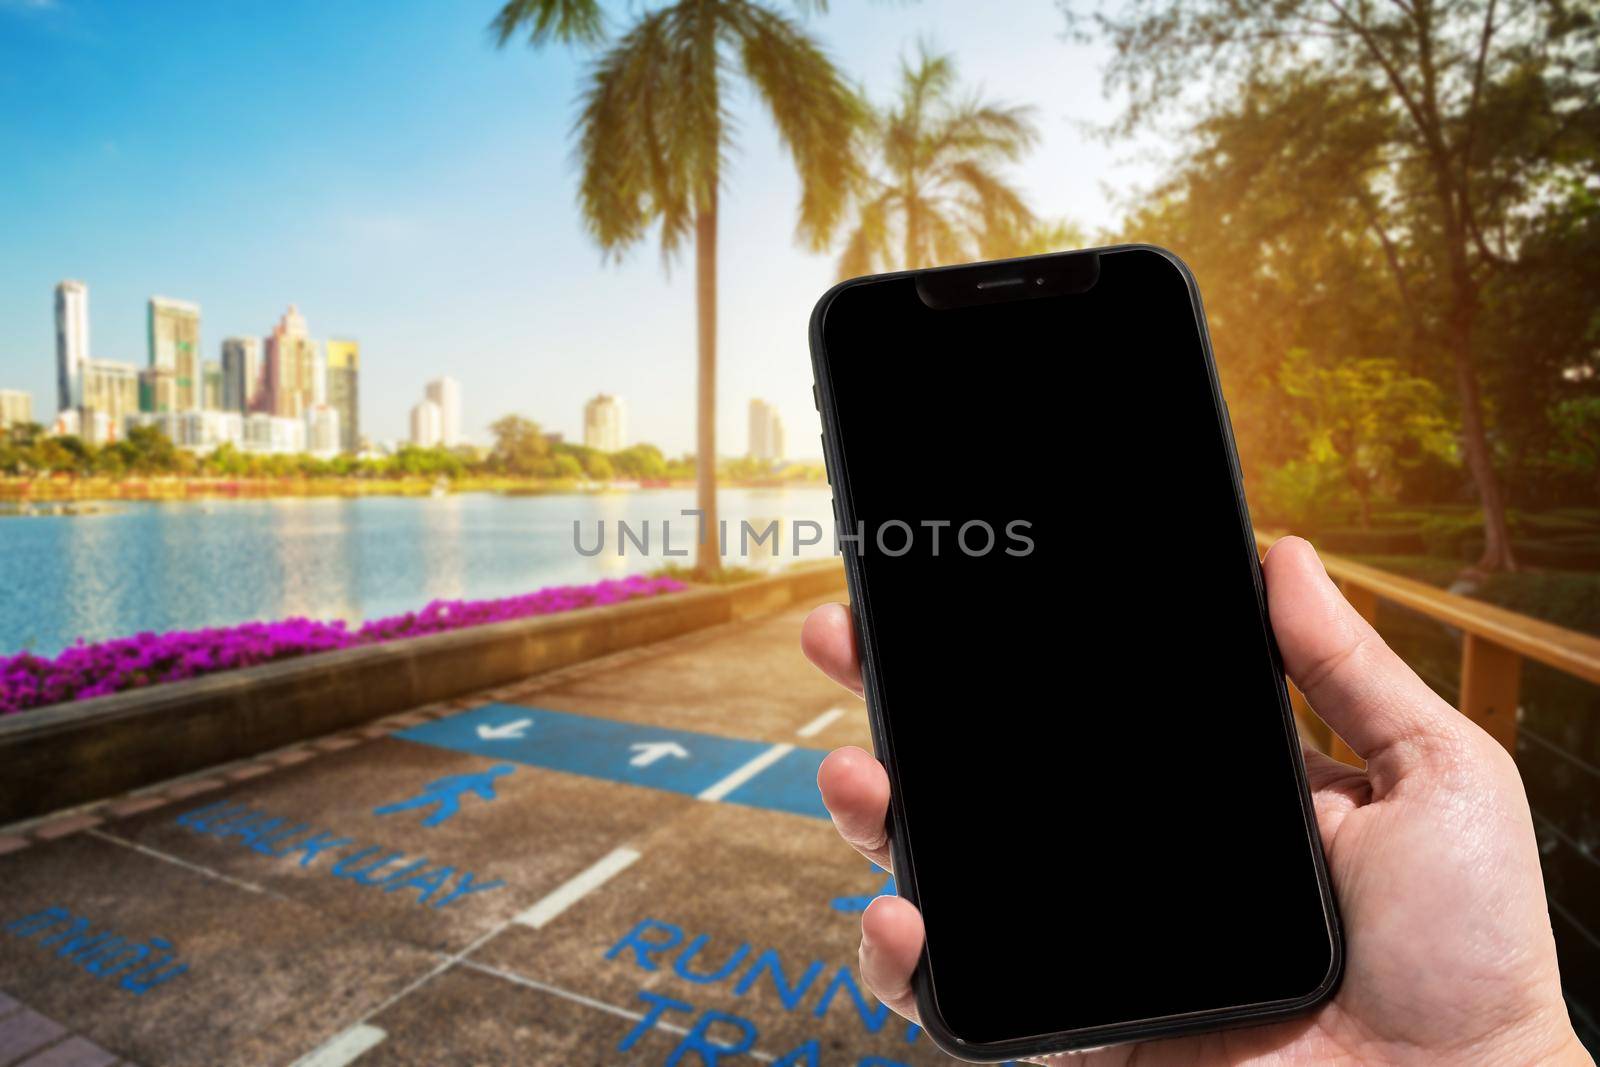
1076, 0, 1600, 570
6, 422, 44, 449
1547, 397, 1600, 500
92, 442, 128, 477
584, 453, 615, 482
611, 443, 669, 480
488, 415, 551, 476
1281, 349, 1460, 529
1479, 181, 1600, 507
492, 0, 861, 576
552, 453, 584, 480
1117, 75, 1416, 496
123, 425, 179, 475
203, 442, 250, 478
53, 434, 95, 475
838, 47, 1038, 277
28, 436, 78, 474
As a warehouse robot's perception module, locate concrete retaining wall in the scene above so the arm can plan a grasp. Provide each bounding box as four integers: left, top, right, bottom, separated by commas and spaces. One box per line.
0, 561, 847, 824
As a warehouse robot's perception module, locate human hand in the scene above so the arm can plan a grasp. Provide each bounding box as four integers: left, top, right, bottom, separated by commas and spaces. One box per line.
801, 536, 1591, 1065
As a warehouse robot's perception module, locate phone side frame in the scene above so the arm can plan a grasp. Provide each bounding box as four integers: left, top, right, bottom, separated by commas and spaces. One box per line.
806, 244, 1345, 1062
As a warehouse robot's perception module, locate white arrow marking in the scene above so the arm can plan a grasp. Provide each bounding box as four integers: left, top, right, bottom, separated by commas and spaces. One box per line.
629, 741, 689, 767
477, 719, 532, 740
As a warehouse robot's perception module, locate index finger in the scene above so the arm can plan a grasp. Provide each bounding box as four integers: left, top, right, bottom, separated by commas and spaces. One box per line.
801, 603, 864, 697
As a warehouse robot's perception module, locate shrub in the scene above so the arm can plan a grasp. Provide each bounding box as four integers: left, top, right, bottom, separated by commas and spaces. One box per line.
1254, 458, 1354, 527
0, 575, 686, 716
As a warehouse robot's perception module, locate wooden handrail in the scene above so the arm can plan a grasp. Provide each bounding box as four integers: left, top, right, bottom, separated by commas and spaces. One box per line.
1256, 531, 1600, 685
1254, 530, 1600, 763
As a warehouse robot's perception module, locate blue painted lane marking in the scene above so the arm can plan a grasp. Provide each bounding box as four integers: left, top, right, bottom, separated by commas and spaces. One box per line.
722, 747, 829, 820
394, 704, 830, 819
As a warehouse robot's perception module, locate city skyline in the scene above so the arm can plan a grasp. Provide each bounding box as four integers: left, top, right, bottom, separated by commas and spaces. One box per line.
583, 394, 626, 454
13, 278, 805, 462
748, 399, 786, 463
0, 0, 1141, 458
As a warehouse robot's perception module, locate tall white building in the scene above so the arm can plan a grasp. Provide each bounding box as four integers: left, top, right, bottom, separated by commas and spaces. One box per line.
425, 376, 462, 447
51, 408, 81, 438
148, 296, 203, 411
305, 405, 342, 457
410, 399, 443, 448
240, 412, 303, 454
583, 393, 626, 453
0, 390, 34, 429
748, 398, 786, 462
55, 280, 90, 413
81, 409, 114, 447
82, 359, 140, 442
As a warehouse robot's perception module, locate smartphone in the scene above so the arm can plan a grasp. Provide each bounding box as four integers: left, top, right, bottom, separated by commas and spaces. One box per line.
807, 245, 1342, 1060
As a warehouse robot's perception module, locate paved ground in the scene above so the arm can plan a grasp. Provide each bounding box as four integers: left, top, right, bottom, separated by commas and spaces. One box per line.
0, 600, 977, 1067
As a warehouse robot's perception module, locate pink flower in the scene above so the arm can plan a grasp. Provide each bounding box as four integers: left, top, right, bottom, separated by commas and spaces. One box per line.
0, 576, 687, 715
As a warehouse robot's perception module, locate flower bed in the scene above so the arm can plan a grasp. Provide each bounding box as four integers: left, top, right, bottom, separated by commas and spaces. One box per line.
0, 575, 687, 716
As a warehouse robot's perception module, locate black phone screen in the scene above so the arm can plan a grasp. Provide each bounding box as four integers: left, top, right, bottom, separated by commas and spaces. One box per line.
814, 247, 1337, 1048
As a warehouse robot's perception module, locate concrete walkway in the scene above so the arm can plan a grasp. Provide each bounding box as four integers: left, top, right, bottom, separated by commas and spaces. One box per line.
0, 600, 970, 1067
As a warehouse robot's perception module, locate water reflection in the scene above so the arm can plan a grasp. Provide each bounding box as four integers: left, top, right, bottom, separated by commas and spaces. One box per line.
421, 494, 466, 602
61, 511, 119, 645
1, 488, 835, 655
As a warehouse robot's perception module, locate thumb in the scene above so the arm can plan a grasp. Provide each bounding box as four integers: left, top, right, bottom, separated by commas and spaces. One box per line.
1264, 536, 1468, 788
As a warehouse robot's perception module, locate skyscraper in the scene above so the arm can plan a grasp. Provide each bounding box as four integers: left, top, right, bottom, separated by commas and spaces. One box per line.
0, 390, 33, 429
221, 337, 263, 413
202, 360, 223, 411
305, 405, 342, 457
82, 359, 139, 442
264, 305, 318, 419
425, 376, 461, 447
148, 296, 202, 410
326, 340, 360, 454
583, 394, 626, 453
55, 280, 89, 413
748, 398, 786, 462
139, 367, 178, 414
410, 399, 443, 447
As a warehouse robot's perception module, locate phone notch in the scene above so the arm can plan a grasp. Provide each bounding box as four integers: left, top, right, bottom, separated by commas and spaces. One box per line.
914, 251, 1100, 309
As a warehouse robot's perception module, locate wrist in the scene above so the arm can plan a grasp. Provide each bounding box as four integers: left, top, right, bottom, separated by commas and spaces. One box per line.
1550, 1029, 1595, 1067
1482, 1015, 1592, 1067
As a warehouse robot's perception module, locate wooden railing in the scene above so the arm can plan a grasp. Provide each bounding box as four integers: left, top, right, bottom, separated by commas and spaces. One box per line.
1255, 531, 1600, 766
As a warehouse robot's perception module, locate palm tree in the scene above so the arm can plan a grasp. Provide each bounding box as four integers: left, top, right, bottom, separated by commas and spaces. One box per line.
838, 47, 1043, 278
492, 0, 861, 578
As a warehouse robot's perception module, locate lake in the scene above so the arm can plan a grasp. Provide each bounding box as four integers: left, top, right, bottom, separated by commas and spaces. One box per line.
0, 488, 836, 656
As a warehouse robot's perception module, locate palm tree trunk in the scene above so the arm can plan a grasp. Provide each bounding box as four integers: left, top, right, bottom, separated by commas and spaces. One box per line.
694, 196, 720, 578
904, 198, 918, 270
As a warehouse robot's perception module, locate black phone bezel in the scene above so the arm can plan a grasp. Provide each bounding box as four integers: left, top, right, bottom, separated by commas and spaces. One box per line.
805, 244, 1344, 1061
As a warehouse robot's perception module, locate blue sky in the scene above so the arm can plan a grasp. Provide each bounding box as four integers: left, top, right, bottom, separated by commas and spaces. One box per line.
0, 0, 1147, 452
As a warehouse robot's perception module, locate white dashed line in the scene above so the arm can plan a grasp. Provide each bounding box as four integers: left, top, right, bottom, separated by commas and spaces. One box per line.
515, 846, 641, 929
291, 1023, 387, 1067
89, 829, 278, 899
696, 743, 795, 802
796, 707, 846, 738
